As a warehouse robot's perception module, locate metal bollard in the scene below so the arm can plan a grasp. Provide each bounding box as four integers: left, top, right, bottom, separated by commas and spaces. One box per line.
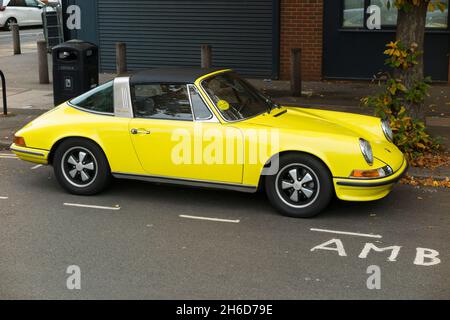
12, 23, 21, 55
201, 45, 212, 68
116, 42, 127, 75
0, 70, 7, 116
37, 40, 50, 84
290, 48, 302, 97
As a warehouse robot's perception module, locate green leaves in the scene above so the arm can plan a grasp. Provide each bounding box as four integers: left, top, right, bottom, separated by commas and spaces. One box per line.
394, 0, 447, 12
362, 41, 440, 160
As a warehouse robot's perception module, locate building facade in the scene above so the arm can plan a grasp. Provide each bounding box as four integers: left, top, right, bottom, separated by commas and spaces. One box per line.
63, 0, 449, 82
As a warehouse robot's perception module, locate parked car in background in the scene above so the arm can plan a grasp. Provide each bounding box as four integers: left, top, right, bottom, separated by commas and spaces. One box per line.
0, 0, 51, 30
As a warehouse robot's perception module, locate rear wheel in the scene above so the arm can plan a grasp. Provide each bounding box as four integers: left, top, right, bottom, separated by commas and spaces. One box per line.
53, 139, 111, 195
4, 18, 17, 31
265, 153, 334, 218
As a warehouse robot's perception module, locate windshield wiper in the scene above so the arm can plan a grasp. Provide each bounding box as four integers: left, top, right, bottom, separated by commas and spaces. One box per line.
265, 97, 279, 114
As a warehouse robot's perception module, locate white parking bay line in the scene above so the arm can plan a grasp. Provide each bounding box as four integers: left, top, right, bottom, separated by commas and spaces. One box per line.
0, 196, 8, 200
179, 214, 240, 224
63, 203, 121, 211
310, 228, 382, 239
31, 164, 43, 170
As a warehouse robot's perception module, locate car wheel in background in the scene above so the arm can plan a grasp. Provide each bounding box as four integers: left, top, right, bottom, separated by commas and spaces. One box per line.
4, 18, 17, 31
265, 153, 334, 218
53, 138, 111, 195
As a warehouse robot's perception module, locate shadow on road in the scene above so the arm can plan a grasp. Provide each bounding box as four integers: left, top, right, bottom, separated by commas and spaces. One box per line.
104, 177, 391, 220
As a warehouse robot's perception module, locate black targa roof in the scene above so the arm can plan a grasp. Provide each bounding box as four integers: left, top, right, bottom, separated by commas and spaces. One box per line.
128, 67, 228, 84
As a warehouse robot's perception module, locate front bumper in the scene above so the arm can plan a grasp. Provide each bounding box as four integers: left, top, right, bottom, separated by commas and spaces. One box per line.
10, 144, 49, 164
333, 158, 408, 201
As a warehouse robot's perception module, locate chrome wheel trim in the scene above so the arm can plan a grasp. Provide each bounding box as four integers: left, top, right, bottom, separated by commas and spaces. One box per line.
275, 163, 320, 209
61, 147, 98, 188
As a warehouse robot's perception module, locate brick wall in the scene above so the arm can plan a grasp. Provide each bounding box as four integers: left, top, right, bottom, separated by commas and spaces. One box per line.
279, 0, 323, 81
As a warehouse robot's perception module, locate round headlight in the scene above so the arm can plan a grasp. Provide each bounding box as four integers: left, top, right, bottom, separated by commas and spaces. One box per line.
381, 119, 393, 142
359, 138, 373, 165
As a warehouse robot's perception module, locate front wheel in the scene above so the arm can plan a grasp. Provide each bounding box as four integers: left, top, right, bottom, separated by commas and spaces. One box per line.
53, 139, 111, 195
265, 153, 334, 218
4, 18, 17, 31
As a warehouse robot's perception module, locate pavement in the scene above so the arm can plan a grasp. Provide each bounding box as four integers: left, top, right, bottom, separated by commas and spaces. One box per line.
0, 154, 449, 299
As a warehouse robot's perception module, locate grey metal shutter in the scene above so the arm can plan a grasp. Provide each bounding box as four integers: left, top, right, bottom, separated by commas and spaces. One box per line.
97, 0, 279, 78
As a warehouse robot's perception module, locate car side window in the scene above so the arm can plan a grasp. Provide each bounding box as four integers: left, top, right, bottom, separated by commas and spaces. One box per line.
8, 0, 26, 6
132, 84, 193, 121
24, 0, 39, 7
188, 85, 213, 121
69, 81, 114, 114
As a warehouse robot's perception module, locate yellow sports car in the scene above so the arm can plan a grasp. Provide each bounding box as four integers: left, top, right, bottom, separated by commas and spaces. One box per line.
11, 68, 408, 218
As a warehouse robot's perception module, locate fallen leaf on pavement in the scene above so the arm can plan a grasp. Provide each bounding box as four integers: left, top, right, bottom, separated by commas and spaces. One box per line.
401, 174, 450, 188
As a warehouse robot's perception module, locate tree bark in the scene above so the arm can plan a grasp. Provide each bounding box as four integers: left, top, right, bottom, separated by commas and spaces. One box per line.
395, 0, 430, 120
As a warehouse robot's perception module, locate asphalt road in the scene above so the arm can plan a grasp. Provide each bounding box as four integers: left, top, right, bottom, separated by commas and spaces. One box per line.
0, 151, 449, 299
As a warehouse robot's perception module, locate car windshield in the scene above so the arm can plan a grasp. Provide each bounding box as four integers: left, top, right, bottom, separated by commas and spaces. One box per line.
201, 72, 277, 121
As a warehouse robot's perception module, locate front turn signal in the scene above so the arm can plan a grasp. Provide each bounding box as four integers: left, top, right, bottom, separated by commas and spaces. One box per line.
350, 166, 393, 179
13, 136, 26, 147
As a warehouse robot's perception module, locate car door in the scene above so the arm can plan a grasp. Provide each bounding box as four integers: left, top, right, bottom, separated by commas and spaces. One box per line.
6, 0, 27, 25
23, 0, 42, 25
129, 83, 244, 184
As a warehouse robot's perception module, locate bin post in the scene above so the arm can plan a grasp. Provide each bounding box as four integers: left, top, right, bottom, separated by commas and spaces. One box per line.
116, 42, 127, 75
201, 45, 212, 68
0, 70, 7, 116
290, 48, 302, 97
12, 23, 21, 55
37, 40, 50, 84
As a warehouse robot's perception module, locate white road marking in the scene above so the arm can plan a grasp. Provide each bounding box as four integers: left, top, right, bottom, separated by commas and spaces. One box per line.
0, 155, 18, 159
0, 196, 8, 200
31, 164, 43, 170
179, 214, 240, 224
63, 203, 121, 211
310, 228, 382, 239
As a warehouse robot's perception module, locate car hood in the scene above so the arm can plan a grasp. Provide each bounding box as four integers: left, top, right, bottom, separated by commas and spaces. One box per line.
241, 106, 378, 140
240, 106, 405, 170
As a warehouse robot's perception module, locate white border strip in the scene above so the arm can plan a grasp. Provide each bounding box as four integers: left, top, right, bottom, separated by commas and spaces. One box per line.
310, 228, 382, 239
179, 214, 240, 224
64, 203, 121, 211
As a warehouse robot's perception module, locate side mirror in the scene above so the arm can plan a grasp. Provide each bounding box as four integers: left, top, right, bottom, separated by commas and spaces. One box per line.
217, 100, 230, 111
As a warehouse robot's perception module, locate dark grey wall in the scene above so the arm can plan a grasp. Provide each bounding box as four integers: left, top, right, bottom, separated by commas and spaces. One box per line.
62, 0, 98, 45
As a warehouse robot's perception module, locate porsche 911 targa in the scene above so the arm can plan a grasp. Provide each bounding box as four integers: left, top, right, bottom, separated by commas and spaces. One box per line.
11, 68, 408, 218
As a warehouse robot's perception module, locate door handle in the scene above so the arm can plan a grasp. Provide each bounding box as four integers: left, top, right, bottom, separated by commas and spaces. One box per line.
130, 128, 151, 135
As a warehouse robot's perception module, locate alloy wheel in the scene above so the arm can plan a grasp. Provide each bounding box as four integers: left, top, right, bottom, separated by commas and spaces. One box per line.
61, 147, 98, 188
275, 163, 320, 208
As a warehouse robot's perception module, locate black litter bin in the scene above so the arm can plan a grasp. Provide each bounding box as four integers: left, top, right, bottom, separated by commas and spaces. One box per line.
52, 40, 99, 105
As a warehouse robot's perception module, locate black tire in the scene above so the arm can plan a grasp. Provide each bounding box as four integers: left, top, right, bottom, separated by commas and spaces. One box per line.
4, 18, 17, 31
53, 138, 111, 195
264, 153, 334, 218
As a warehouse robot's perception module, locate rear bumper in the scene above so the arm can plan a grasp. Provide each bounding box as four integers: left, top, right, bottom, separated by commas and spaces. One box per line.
10, 144, 49, 164
333, 158, 408, 201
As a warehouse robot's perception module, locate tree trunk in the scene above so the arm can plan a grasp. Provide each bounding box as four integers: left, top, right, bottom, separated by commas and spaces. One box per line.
395, 0, 430, 120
